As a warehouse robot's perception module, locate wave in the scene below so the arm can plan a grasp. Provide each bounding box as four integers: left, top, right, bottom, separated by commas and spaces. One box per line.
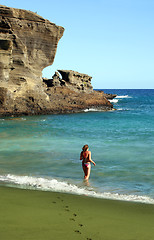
109, 99, 119, 103
0, 174, 154, 204
117, 108, 135, 111
0, 117, 27, 121
109, 95, 132, 104
84, 108, 115, 112
84, 108, 101, 112
115, 95, 132, 99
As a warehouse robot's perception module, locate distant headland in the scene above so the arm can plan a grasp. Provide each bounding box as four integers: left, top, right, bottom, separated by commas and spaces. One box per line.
0, 5, 116, 117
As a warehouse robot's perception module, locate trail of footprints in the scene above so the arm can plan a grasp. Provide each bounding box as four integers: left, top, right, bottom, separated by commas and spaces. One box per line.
52, 196, 93, 240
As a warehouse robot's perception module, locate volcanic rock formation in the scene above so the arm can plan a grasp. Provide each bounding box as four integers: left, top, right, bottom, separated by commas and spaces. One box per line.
0, 5, 64, 115
0, 5, 114, 116
43, 70, 93, 93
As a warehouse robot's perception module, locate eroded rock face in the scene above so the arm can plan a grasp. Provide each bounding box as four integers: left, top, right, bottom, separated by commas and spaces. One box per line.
0, 5, 64, 115
58, 70, 93, 93
0, 5, 114, 116
43, 70, 93, 93
44, 86, 113, 114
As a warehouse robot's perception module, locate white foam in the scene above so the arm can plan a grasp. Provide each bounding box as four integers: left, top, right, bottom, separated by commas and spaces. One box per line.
83, 108, 115, 112
0, 174, 154, 204
115, 95, 132, 99
83, 108, 102, 112
21, 118, 27, 121
117, 108, 134, 111
109, 99, 119, 103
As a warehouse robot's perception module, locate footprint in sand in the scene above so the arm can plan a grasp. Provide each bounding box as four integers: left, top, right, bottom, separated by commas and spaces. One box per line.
52, 201, 56, 204
73, 213, 77, 217
57, 196, 64, 202
64, 205, 70, 212
74, 230, 81, 234
79, 224, 83, 227
69, 218, 75, 221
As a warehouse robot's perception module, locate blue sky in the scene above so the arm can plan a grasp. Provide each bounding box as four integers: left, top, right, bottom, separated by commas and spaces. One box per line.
1, 0, 154, 89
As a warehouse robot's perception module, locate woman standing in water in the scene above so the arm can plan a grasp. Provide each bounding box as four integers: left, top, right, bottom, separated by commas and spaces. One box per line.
80, 144, 96, 180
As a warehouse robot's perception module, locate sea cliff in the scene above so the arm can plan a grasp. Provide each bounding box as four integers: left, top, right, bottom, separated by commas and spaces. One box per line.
0, 5, 114, 117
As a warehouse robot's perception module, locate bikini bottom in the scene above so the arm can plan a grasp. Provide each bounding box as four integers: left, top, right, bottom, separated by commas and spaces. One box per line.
82, 162, 90, 168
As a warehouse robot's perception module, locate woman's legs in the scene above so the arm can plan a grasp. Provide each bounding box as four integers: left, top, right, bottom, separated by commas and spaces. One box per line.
82, 164, 91, 180
85, 164, 91, 180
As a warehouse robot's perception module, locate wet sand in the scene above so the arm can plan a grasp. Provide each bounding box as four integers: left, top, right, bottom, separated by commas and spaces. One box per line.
0, 186, 154, 240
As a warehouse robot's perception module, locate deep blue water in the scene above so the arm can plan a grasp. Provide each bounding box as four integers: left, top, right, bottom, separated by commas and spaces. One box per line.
0, 89, 154, 203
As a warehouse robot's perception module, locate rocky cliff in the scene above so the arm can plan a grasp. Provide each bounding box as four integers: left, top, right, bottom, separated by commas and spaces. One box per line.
43, 70, 93, 93
0, 5, 64, 115
0, 5, 114, 116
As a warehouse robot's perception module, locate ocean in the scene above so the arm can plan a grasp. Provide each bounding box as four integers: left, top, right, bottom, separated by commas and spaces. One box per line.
0, 89, 154, 204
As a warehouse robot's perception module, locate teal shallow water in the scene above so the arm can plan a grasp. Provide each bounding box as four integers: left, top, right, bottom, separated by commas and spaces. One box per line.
0, 89, 154, 203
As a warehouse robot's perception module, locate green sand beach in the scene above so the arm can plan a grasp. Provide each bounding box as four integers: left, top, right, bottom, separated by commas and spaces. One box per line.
0, 186, 154, 240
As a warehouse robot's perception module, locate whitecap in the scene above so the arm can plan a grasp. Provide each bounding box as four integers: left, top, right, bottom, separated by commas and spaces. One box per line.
83, 108, 115, 112
115, 95, 132, 99
109, 99, 119, 103
83, 108, 102, 112
117, 108, 135, 111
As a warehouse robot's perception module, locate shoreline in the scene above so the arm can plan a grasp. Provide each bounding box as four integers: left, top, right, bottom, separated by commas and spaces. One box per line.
0, 105, 114, 118
1, 174, 154, 205
1, 186, 154, 240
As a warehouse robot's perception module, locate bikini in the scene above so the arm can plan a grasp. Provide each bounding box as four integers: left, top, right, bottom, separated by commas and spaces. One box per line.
83, 163, 90, 167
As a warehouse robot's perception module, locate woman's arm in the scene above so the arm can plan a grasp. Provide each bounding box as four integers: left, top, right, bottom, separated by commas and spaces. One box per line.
80, 151, 83, 160
88, 151, 96, 166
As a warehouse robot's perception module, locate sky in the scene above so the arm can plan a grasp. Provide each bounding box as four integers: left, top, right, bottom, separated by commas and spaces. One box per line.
1, 0, 154, 89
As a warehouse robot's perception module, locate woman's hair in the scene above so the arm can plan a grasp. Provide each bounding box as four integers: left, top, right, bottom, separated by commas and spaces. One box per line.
82, 144, 89, 152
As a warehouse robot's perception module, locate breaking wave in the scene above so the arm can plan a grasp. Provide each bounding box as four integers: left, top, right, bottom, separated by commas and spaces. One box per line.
115, 95, 132, 99
109, 99, 119, 103
0, 174, 154, 204
83, 108, 102, 112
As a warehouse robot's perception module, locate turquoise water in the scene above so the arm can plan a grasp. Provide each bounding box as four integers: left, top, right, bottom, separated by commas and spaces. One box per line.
0, 89, 154, 203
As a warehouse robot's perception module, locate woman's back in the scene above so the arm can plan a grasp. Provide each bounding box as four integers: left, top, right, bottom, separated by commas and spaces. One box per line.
82, 150, 90, 163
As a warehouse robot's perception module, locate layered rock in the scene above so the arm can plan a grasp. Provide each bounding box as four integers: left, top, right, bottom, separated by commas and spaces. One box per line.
0, 5, 64, 115
58, 70, 93, 93
43, 70, 93, 93
0, 5, 114, 116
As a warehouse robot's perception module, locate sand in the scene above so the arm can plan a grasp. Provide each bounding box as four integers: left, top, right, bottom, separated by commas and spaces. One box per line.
0, 186, 154, 240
